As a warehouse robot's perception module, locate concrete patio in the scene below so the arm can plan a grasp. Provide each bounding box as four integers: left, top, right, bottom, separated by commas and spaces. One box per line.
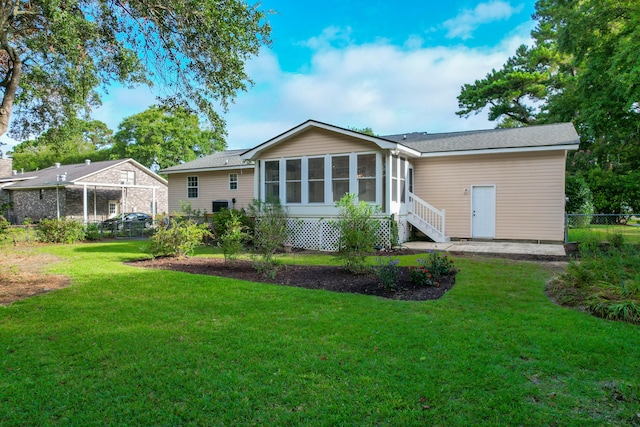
402, 240, 566, 257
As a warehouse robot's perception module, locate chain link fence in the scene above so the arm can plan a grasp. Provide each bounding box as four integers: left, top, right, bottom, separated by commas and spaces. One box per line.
565, 213, 640, 243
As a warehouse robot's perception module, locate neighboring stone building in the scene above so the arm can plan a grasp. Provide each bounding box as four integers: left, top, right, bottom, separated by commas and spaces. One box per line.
0, 158, 168, 224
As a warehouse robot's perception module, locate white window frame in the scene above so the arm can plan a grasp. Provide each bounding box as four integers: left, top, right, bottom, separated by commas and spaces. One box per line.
261, 152, 382, 207
229, 173, 238, 190
187, 176, 199, 199
120, 170, 135, 185
307, 156, 325, 204
263, 160, 280, 202
285, 158, 302, 204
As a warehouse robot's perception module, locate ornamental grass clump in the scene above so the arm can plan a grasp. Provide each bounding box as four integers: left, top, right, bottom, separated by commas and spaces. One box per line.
374, 256, 400, 290
549, 234, 640, 324
409, 250, 459, 287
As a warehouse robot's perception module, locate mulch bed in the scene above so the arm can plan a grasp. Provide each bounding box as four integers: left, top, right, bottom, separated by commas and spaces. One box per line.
129, 257, 456, 301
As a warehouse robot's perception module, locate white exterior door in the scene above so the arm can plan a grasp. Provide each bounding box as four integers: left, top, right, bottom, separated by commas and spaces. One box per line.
472, 185, 496, 238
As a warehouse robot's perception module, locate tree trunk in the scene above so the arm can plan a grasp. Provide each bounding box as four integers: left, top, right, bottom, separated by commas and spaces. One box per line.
0, 57, 21, 138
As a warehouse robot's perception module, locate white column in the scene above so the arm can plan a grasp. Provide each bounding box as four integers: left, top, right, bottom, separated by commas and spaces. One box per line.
152, 187, 156, 220
83, 184, 88, 225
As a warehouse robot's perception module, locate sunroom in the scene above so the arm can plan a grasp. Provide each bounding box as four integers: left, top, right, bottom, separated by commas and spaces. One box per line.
240, 120, 422, 249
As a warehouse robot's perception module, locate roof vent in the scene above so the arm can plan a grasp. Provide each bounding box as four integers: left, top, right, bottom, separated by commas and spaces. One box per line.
85, 159, 91, 165
402, 135, 407, 140
225, 159, 229, 165
12, 169, 17, 176
55, 162, 61, 168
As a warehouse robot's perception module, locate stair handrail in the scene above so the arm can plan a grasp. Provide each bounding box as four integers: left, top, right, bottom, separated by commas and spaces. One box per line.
407, 191, 445, 236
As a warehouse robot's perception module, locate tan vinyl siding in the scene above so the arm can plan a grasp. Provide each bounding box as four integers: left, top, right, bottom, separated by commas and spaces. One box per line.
260, 128, 379, 159
167, 169, 254, 213
413, 150, 567, 241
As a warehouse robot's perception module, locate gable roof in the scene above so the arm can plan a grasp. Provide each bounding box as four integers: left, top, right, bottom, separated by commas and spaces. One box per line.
382, 123, 580, 156
0, 158, 167, 190
240, 119, 421, 160
157, 121, 581, 173
159, 149, 251, 174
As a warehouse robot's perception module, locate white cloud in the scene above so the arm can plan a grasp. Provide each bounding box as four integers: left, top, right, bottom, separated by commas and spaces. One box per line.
299, 26, 353, 50
92, 85, 157, 131
443, 1, 525, 40
223, 27, 532, 149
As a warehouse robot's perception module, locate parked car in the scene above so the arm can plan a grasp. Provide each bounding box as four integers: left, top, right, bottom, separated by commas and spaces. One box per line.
101, 212, 152, 230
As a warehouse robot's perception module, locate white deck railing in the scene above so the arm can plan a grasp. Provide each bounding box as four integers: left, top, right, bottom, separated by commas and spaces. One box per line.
406, 192, 447, 242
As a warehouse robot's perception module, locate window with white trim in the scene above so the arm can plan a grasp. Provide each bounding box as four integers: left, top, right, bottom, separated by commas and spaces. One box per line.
187, 176, 198, 198
332, 155, 350, 202
357, 153, 376, 202
263, 153, 380, 205
308, 157, 325, 203
229, 173, 238, 190
286, 159, 301, 203
264, 160, 280, 201
120, 170, 135, 185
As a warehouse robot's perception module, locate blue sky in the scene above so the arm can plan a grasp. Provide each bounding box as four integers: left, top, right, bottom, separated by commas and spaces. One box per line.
3, 0, 538, 153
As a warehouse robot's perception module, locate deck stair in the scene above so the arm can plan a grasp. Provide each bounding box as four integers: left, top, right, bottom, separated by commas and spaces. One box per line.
406, 192, 450, 243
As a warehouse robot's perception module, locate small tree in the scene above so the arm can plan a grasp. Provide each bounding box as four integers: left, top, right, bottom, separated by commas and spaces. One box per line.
334, 193, 380, 274
148, 217, 211, 258
218, 210, 250, 262
248, 198, 289, 277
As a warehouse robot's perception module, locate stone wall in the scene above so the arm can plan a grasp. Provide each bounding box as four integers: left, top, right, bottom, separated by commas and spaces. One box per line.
7, 161, 168, 224
12, 188, 65, 224
77, 162, 168, 217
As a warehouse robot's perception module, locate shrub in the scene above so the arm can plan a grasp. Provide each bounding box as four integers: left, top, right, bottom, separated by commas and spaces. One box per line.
248, 199, 289, 277
218, 210, 250, 262
210, 208, 253, 241
0, 215, 9, 240
84, 223, 103, 241
408, 251, 459, 287
334, 193, 380, 274
374, 256, 400, 290
148, 217, 211, 258
38, 218, 85, 244
550, 242, 640, 324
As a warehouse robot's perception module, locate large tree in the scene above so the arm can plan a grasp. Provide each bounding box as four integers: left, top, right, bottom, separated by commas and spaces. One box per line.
10, 117, 113, 171
456, 44, 560, 127
457, 0, 640, 214
0, 0, 271, 140
111, 105, 224, 170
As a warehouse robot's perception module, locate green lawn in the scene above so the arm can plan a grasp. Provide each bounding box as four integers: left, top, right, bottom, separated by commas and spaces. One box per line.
1, 242, 639, 426
568, 224, 640, 244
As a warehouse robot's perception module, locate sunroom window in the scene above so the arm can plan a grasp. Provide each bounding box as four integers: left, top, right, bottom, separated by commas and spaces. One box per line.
286, 159, 301, 203
308, 157, 325, 203
264, 160, 280, 201
262, 153, 380, 205
357, 153, 376, 202
332, 155, 350, 202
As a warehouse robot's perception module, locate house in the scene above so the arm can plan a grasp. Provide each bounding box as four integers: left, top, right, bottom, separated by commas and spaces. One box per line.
160, 120, 580, 248
0, 158, 168, 224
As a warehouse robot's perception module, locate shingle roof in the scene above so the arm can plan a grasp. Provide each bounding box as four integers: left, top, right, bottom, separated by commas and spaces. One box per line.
382, 123, 580, 154
160, 149, 250, 174
0, 159, 166, 189
157, 122, 580, 173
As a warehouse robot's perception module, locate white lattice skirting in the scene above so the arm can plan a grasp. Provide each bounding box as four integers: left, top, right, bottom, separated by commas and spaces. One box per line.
286, 217, 396, 251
